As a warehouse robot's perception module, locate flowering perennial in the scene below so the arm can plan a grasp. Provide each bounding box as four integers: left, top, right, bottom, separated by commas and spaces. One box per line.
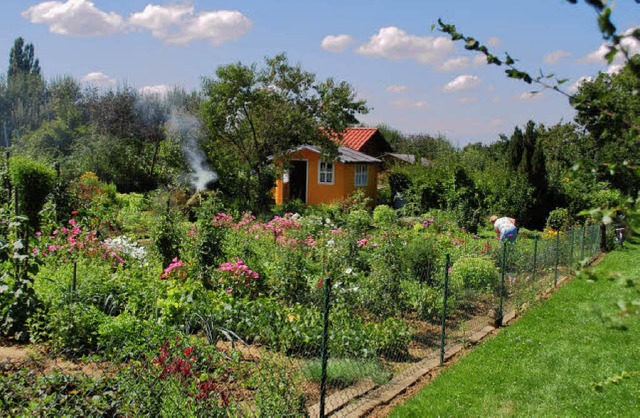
161, 258, 185, 280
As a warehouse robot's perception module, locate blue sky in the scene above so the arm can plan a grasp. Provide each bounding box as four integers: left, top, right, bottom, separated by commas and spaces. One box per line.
1, 0, 638, 146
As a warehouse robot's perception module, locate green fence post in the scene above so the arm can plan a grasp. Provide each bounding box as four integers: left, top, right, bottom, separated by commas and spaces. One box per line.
580, 223, 586, 262
498, 243, 507, 327
554, 231, 560, 287
440, 254, 451, 366
72, 261, 77, 301
532, 235, 539, 282
569, 228, 575, 271
319, 276, 331, 418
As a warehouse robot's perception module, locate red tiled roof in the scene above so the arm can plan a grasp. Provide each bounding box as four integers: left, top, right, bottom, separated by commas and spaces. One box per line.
333, 127, 379, 151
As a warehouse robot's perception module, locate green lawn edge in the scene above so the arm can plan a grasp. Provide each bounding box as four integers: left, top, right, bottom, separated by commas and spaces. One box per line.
390, 242, 640, 417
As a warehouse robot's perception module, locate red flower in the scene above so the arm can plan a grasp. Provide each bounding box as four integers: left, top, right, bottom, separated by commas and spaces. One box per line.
183, 346, 194, 358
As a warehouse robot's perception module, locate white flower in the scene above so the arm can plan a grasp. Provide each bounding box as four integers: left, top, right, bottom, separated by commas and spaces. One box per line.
327, 239, 335, 246
345, 267, 353, 275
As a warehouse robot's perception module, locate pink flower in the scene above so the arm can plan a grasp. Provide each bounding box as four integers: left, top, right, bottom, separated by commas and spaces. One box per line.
161, 258, 185, 280
357, 238, 368, 247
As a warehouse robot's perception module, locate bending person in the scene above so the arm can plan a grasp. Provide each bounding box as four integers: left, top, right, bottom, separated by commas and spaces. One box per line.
490, 215, 518, 243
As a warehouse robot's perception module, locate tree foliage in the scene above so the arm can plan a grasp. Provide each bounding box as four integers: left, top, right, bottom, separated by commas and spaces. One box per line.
200, 53, 368, 212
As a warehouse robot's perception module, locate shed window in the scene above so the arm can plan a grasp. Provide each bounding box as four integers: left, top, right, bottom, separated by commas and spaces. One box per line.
354, 164, 368, 186
319, 161, 334, 184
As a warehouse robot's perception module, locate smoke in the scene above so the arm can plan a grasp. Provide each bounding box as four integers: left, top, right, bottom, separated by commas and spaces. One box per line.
166, 110, 218, 190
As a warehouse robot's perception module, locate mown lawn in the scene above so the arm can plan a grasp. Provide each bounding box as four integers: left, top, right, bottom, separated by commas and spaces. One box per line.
391, 240, 640, 417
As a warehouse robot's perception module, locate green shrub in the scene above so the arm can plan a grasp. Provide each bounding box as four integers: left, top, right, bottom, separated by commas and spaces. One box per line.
251, 356, 307, 417
546, 207, 570, 231
46, 303, 107, 353
68, 171, 117, 219
9, 155, 56, 230
346, 209, 372, 234
400, 280, 440, 320
373, 204, 397, 227
97, 313, 174, 359
151, 207, 183, 268
450, 256, 498, 291
404, 235, 438, 283
368, 317, 411, 359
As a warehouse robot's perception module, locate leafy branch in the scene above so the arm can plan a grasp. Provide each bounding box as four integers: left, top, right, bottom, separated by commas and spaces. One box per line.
435, 18, 572, 98
436, 0, 640, 132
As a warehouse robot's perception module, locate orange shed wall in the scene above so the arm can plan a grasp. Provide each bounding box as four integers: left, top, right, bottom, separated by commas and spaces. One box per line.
274, 148, 379, 206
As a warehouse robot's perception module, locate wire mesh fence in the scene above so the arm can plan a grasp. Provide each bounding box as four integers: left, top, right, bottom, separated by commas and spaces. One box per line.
0, 208, 604, 417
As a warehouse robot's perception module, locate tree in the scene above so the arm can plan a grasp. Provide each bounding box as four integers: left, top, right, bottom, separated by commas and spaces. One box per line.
200, 53, 368, 212
501, 121, 552, 228
76, 87, 169, 192
5, 37, 45, 137
572, 56, 640, 195
8, 37, 40, 82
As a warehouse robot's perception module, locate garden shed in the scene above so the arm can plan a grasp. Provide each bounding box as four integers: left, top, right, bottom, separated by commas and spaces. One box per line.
273, 145, 381, 206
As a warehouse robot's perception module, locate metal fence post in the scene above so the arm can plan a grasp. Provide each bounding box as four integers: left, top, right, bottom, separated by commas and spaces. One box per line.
554, 231, 560, 286
532, 235, 539, 282
319, 276, 331, 418
580, 223, 586, 262
497, 243, 507, 327
569, 228, 575, 270
72, 261, 78, 302
440, 254, 451, 366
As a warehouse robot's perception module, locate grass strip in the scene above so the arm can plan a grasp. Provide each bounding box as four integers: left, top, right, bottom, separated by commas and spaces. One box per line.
391, 241, 640, 417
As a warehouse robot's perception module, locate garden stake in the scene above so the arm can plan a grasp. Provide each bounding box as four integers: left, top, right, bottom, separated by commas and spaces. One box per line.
554, 231, 560, 286
440, 254, 450, 366
498, 243, 507, 327
319, 276, 331, 418
532, 235, 539, 282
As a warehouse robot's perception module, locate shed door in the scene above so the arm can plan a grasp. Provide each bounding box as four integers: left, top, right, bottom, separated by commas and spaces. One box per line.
289, 160, 307, 203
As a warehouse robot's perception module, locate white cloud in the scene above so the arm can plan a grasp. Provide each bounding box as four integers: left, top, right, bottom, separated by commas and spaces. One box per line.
356, 26, 454, 65
128, 4, 191, 37
578, 44, 609, 64
130, 6, 252, 45
544, 49, 570, 64
578, 26, 640, 66
81, 71, 116, 87
605, 64, 624, 75
386, 84, 408, 93
568, 75, 593, 94
458, 97, 479, 104
321, 34, 354, 52
518, 91, 544, 100
438, 56, 469, 72
472, 55, 488, 66
487, 36, 501, 47
22, 0, 124, 36
390, 99, 429, 109
139, 84, 172, 97
22, 1, 252, 46
442, 75, 481, 92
